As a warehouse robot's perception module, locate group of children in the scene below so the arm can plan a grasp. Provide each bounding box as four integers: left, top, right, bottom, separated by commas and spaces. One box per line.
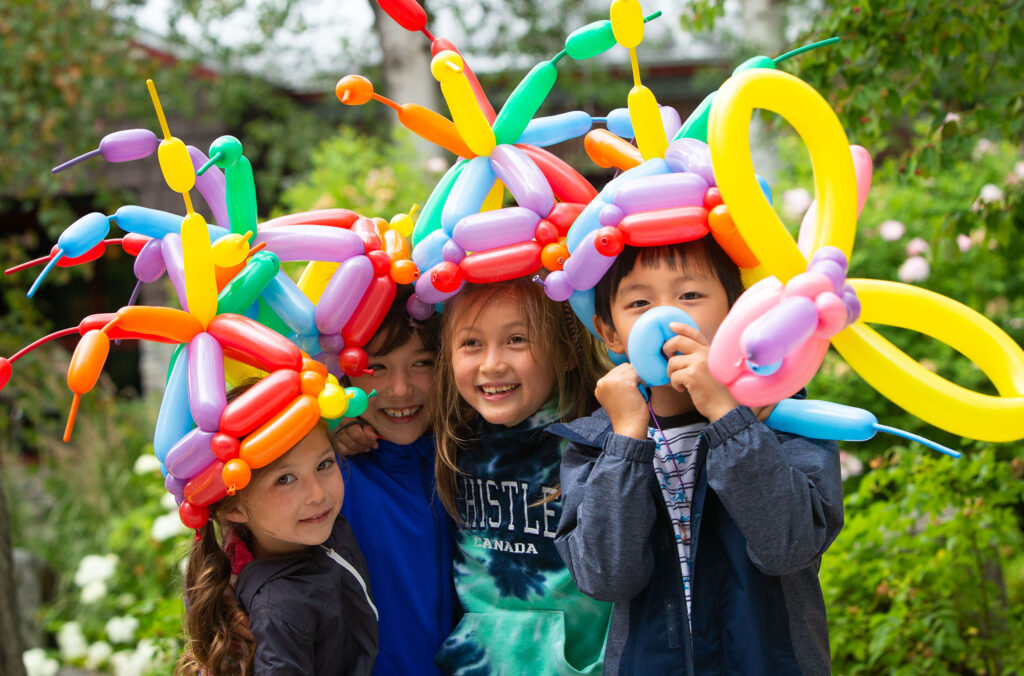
176, 234, 844, 675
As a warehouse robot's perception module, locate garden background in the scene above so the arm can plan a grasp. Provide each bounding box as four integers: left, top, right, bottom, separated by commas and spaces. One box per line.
1, 0, 1023, 674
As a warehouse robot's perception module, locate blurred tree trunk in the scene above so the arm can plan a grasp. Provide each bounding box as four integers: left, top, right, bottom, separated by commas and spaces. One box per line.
0, 480, 26, 676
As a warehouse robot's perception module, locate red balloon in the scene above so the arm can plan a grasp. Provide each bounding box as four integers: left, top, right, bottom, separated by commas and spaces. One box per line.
517, 145, 597, 204
0, 357, 11, 391
260, 208, 360, 229
183, 461, 227, 507
219, 370, 302, 437
594, 226, 625, 256
377, 0, 427, 31
534, 220, 560, 245
367, 249, 392, 276
178, 501, 209, 529
339, 347, 369, 377
53, 241, 106, 268
618, 206, 710, 247
208, 314, 304, 373
460, 241, 543, 283
121, 233, 152, 256
546, 202, 586, 234
211, 433, 240, 462
430, 261, 463, 293
342, 275, 397, 347
351, 216, 382, 252
703, 186, 724, 211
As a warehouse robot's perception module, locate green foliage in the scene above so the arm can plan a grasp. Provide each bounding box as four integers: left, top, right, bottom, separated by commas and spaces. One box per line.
276, 126, 440, 219
821, 448, 1024, 675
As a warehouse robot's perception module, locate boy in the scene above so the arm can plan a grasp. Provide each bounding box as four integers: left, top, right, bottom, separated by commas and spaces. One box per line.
334, 288, 459, 676
550, 237, 844, 675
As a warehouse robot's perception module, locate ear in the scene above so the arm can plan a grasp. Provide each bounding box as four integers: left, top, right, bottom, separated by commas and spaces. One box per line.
222, 502, 250, 525
594, 314, 626, 355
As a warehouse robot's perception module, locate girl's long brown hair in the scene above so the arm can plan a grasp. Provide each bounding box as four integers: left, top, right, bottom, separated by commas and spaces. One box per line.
433, 278, 608, 518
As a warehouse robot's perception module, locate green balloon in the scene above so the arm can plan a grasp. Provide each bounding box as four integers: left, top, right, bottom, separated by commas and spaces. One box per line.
344, 387, 373, 418
411, 159, 467, 245
166, 343, 185, 385
208, 135, 243, 168
493, 61, 559, 146
256, 298, 291, 336
216, 251, 280, 315
732, 55, 776, 75
565, 20, 616, 61
674, 92, 715, 144
225, 156, 258, 236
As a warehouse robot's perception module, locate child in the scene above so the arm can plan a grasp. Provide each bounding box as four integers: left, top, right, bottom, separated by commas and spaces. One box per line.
177, 384, 378, 676
551, 238, 844, 675
431, 277, 612, 675
334, 288, 459, 676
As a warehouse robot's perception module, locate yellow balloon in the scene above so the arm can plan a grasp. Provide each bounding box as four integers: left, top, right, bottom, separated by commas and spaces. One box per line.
431, 51, 496, 157
628, 85, 668, 160
211, 232, 251, 269
180, 212, 217, 328
318, 384, 348, 419
223, 357, 266, 388
708, 68, 1024, 442
157, 137, 196, 195
296, 261, 340, 304
389, 212, 415, 238
481, 179, 504, 212
709, 69, 857, 283
610, 0, 644, 48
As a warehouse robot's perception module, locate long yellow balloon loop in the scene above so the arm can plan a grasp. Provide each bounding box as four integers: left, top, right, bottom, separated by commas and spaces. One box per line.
708, 69, 1024, 442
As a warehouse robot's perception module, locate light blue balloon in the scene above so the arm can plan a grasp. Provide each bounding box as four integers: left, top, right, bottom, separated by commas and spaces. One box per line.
154, 349, 194, 465
441, 156, 496, 235
518, 111, 594, 147
412, 229, 451, 272
112, 205, 227, 240
626, 306, 698, 386
606, 107, 634, 139
263, 271, 316, 336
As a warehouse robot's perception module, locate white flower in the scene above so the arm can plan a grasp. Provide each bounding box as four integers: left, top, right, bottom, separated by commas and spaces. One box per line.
957, 234, 972, 252
111, 638, 161, 676
905, 237, 930, 256
979, 183, 1004, 203
878, 219, 905, 241
22, 648, 59, 676
897, 256, 930, 283
838, 451, 864, 482
85, 641, 114, 669
57, 621, 88, 660
424, 155, 449, 174
781, 187, 812, 219
74, 553, 118, 588
943, 112, 961, 124
160, 492, 179, 511
133, 453, 162, 475
105, 616, 140, 645
973, 138, 996, 158
151, 512, 189, 542
1015, 161, 1024, 179
80, 580, 108, 604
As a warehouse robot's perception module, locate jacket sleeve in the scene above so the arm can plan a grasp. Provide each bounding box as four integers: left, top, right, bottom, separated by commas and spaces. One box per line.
702, 406, 844, 576
554, 433, 659, 602
248, 606, 317, 675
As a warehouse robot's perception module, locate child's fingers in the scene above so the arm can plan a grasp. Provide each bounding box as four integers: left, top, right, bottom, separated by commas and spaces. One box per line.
662, 334, 702, 358
669, 321, 708, 345
334, 421, 378, 455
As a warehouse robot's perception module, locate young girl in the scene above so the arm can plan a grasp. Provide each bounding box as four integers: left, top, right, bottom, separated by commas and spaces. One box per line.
177, 382, 378, 676
334, 288, 459, 676
431, 277, 611, 675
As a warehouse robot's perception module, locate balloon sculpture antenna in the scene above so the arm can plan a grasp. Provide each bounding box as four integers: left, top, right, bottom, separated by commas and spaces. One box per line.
874, 424, 961, 459
27, 254, 63, 298
7, 327, 79, 364
196, 153, 222, 176
145, 79, 173, 140
63, 394, 81, 443
52, 149, 102, 174
773, 37, 840, 64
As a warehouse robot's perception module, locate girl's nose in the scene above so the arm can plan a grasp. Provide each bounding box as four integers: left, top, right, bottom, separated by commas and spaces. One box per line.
387, 371, 412, 397
480, 345, 507, 375
306, 478, 326, 504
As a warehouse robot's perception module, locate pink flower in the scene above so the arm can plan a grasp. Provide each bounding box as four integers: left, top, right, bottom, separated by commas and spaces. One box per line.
906, 237, 930, 256
897, 256, 930, 283
782, 188, 812, 219
878, 219, 905, 241
957, 234, 972, 252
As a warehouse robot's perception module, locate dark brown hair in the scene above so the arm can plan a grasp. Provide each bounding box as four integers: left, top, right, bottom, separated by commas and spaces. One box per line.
593, 236, 745, 330
432, 278, 606, 518
363, 285, 441, 358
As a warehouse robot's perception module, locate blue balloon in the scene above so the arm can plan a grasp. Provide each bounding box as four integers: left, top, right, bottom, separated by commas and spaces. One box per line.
154, 349, 195, 465
605, 107, 635, 139
626, 306, 699, 386
756, 174, 772, 205
412, 229, 451, 272
112, 205, 227, 240
441, 156, 496, 235
518, 111, 594, 147
262, 271, 316, 336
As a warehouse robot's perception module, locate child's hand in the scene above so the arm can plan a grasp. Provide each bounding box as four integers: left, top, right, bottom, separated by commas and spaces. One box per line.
333, 420, 379, 455
664, 321, 739, 422
595, 363, 650, 440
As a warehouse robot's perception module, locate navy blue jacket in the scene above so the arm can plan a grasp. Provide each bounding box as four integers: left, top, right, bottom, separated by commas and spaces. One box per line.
550, 406, 844, 676
340, 435, 458, 676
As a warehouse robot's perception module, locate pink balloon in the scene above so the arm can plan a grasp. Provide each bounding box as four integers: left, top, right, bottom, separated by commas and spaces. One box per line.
798, 144, 873, 255
814, 292, 848, 339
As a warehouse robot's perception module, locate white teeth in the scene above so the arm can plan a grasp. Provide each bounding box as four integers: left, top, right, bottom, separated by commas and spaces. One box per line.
481, 384, 518, 395
382, 406, 421, 418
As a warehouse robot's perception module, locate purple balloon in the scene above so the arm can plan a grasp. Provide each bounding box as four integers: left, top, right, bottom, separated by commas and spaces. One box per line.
133, 238, 165, 282
442, 239, 466, 263
811, 246, 849, 273
188, 146, 229, 228
452, 207, 541, 252
563, 230, 617, 291
810, 259, 846, 294
315, 255, 374, 334
187, 332, 226, 432
100, 128, 159, 163
318, 332, 345, 354
543, 270, 574, 301
489, 144, 554, 217
664, 138, 715, 186
165, 429, 216, 481
254, 225, 364, 262
407, 293, 435, 321
160, 233, 189, 311
611, 171, 709, 215
164, 474, 186, 503
599, 204, 624, 227
659, 105, 682, 139
741, 296, 819, 365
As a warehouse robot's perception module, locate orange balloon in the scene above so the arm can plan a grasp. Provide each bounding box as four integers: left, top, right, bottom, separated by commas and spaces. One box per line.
584, 129, 643, 171
390, 259, 420, 285
239, 394, 320, 469
384, 229, 411, 262
541, 242, 569, 271
336, 75, 374, 105
67, 330, 110, 394
215, 259, 247, 292
397, 104, 476, 158
115, 306, 204, 344
302, 357, 328, 378
707, 204, 760, 269
300, 369, 326, 396
222, 458, 252, 493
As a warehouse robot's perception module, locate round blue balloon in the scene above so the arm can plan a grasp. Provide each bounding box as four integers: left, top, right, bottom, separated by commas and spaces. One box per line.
627, 306, 699, 386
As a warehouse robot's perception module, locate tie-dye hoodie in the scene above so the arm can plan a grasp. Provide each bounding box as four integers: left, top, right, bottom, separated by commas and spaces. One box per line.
435, 407, 612, 675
